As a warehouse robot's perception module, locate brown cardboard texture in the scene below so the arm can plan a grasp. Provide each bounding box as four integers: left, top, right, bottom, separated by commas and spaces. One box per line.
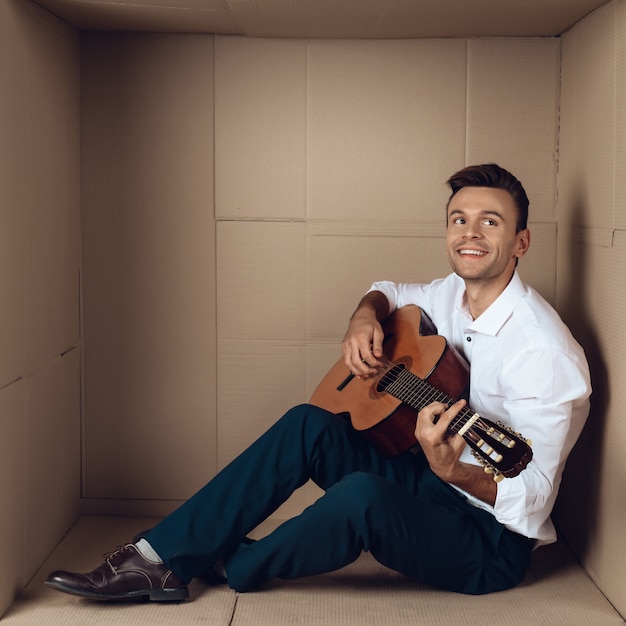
3, 0, 626, 622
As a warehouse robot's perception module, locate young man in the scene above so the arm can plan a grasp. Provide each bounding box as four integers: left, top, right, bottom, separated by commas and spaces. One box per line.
46, 164, 591, 599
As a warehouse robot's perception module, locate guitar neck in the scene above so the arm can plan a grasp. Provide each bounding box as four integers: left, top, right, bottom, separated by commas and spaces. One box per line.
380, 364, 478, 435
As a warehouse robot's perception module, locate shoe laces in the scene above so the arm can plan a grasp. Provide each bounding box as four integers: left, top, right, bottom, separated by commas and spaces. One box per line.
102, 543, 133, 560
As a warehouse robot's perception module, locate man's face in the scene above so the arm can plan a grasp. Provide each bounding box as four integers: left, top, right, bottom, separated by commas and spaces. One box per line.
445, 186, 530, 285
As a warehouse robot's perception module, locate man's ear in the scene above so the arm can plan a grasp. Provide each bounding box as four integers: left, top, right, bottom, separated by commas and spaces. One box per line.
515, 229, 531, 259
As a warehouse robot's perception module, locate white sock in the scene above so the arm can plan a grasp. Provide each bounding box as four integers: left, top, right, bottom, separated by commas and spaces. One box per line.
134, 538, 163, 564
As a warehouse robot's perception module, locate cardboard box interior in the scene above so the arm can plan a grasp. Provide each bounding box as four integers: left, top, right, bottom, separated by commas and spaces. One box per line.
1, 0, 625, 620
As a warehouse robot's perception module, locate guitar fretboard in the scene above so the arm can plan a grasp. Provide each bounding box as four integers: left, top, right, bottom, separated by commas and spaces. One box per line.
379, 365, 477, 435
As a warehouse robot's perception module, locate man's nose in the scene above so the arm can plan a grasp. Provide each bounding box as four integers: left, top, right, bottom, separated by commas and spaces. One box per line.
461, 224, 481, 238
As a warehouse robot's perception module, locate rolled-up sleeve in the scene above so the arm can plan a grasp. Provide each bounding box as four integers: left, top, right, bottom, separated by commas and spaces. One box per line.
367, 280, 442, 314
367, 280, 401, 311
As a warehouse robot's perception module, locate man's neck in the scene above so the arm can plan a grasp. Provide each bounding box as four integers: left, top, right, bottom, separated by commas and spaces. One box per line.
463, 271, 515, 320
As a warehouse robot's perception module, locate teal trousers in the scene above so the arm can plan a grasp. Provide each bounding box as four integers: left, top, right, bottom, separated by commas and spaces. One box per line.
146, 404, 532, 595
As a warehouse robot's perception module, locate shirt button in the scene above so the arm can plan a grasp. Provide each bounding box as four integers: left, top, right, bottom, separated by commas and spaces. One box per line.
466, 336, 472, 342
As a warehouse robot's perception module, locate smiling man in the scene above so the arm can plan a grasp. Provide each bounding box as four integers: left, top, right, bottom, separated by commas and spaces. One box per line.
46, 163, 591, 601
446, 185, 530, 316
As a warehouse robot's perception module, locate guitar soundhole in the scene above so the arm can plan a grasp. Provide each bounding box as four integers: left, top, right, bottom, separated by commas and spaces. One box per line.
376, 363, 407, 394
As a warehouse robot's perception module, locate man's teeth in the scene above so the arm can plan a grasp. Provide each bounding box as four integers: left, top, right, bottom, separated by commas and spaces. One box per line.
460, 250, 486, 256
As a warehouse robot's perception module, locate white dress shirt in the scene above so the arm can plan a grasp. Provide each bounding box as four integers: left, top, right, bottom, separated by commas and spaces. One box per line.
369, 272, 591, 546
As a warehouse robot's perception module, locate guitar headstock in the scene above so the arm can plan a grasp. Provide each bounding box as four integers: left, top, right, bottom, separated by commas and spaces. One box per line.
463, 416, 533, 482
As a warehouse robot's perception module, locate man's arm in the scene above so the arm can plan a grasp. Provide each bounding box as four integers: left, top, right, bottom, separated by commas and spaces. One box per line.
341, 291, 390, 378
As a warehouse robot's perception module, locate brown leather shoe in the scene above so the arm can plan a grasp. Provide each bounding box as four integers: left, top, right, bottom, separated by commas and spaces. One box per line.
45, 544, 189, 602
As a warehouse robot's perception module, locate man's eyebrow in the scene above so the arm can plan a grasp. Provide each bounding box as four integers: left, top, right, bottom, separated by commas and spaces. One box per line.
448, 208, 505, 219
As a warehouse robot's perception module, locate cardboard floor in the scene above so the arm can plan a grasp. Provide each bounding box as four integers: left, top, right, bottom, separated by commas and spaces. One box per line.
2, 516, 623, 625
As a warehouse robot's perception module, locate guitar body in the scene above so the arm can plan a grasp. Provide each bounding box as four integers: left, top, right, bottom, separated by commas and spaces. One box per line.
310, 305, 471, 457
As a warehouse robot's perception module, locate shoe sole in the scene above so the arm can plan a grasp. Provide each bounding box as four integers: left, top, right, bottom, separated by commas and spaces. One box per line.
45, 579, 189, 602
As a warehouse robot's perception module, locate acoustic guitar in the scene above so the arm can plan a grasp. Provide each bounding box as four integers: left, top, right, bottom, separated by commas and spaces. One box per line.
310, 305, 532, 481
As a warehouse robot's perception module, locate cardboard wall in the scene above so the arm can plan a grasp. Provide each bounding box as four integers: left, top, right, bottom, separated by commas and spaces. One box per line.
5, 0, 624, 617
0, 0, 81, 617
554, 0, 626, 616
80, 34, 217, 508
80, 34, 562, 525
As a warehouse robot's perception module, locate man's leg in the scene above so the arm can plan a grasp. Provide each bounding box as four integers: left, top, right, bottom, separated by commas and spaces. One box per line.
224, 465, 533, 595
47, 403, 402, 600
145, 403, 417, 583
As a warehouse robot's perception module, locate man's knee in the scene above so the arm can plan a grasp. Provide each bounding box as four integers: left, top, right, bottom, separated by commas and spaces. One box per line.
280, 403, 348, 437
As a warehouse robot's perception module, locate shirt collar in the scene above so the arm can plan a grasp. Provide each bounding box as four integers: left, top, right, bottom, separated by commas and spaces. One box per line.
459, 271, 526, 336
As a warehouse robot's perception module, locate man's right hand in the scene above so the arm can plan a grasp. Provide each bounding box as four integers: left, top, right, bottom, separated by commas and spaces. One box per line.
341, 292, 389, 378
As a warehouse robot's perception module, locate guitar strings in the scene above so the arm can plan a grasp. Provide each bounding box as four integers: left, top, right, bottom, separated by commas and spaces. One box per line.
381, 364, 472, 432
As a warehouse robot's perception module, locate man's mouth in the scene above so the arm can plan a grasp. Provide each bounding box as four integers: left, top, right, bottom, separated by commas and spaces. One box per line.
458, 249, 487, 257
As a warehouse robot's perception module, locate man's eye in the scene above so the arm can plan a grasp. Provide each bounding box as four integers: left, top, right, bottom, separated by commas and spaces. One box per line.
483, 219, 496, 226
454, 218, 465, 224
